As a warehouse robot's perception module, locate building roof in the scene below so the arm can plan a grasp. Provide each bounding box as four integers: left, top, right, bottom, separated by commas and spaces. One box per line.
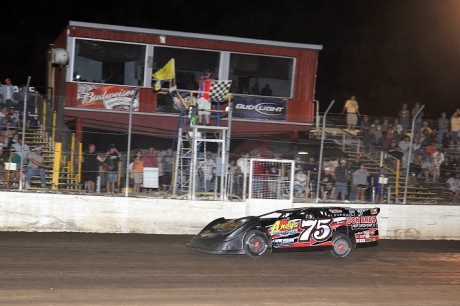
68, 21, 323, 51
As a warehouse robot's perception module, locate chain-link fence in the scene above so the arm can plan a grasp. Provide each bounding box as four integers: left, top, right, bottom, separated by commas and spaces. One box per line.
1, 94, 457, 205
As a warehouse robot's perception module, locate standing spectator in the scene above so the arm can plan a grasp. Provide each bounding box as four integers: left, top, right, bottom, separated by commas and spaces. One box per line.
25, 146, 48, 188
156, 151, 164, 190
437, 112, 450, 147
320, 167, 335, 200
342, 95, 360, 133
294, 169, 308, 198
374, 167, 388, 203
352, 163, 371, 202
1, 78, 16, 109
398, 135, 411, 168
411, 102, 423, 137
81, 144, 101, 193
199, 152, 215, 192
100, 144, 121, 193
348, 154, 361, 201
261, 84, 272, 96
227, 158, 238, 195
250, 83, 260, 95
251, 152, 265, 198
143, 147, 158, 168
334, 159, 349, 201
160, 148, 174, 192
432, 148, 445, 182
304, 156, 319, 198
197, 69, 215, 125
450, 109, 460, 146
236, 152, 250, 196
398, 103, 411, 135
359, 115, 371, 138
371, 119, 382, 143
132, 150, 144, 193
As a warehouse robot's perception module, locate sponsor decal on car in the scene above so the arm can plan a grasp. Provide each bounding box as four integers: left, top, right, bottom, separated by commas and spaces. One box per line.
347, 216, 378, 229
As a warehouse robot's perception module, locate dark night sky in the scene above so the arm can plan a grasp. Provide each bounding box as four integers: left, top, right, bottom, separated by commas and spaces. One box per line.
2, 0, 460, 119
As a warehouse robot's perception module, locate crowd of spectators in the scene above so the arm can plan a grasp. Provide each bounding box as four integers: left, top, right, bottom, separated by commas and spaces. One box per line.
80, 145, 176, 194
355, 101, 460, 202
0, 76, 52, 189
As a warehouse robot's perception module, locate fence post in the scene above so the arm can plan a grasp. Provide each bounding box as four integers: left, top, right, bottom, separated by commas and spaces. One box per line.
394, 159, 400, 201
52, 111, 57, 143
70, 134, 75, 175
77, 141, 82, 183
42, 99, 47, 128
52, 142, 62, 190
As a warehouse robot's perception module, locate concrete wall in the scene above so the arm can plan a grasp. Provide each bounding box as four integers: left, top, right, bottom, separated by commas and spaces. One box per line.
1, 191, 459, 240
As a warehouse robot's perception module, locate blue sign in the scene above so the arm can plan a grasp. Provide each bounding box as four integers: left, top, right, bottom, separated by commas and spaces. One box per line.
232, 96, 286, 120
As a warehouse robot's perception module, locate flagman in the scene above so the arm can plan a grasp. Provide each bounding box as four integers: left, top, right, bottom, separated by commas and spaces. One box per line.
197, 69, 215, 125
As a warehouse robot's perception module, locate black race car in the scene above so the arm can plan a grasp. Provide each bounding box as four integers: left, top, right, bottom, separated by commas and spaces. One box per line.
187, 206, 380, 258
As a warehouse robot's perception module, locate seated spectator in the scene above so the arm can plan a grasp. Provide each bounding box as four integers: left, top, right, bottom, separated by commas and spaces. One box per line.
387, 140, 403, 160
422, 156, 436, 183
359, 115, 371, 138
362, 127, 378, 152
25, 146, 48, 188
378, 130, 391, 149
410, 153, 424, 178
414, 146, 429, 161
6, 147, 21, 186
0, 162, 6, 188
425, 141, 438, 156
420, 129, 434, 147
446, 172, 460, 201
392, 119, 403, 134
421, 121, 433, 135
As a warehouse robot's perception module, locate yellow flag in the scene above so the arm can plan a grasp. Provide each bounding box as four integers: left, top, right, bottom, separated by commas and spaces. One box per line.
152, 58, 175, 81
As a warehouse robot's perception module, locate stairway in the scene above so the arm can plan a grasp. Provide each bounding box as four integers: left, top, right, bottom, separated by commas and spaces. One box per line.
21, 126, 81, 191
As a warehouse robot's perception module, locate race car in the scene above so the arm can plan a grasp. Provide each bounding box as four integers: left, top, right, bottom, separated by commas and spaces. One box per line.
186, 206, 380, 258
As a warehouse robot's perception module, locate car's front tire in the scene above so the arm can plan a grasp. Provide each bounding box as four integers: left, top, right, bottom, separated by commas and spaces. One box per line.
243, 230, 268, 258
328, 233, 353, 258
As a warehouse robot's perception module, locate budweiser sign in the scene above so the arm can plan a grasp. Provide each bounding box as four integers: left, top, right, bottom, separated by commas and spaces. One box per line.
76, 84, 139, 111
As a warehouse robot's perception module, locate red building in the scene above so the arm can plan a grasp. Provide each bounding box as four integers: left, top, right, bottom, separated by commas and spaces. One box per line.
48, 21, 322, 139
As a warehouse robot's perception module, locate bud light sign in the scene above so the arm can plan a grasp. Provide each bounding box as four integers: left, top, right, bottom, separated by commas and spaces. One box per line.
232, 96, 286, 120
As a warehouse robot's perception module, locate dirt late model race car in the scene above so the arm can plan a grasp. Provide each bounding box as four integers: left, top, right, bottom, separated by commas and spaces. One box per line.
187, 206, 380, 258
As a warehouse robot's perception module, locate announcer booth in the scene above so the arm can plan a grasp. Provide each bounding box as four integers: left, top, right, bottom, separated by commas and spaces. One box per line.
47, 21, 322, 139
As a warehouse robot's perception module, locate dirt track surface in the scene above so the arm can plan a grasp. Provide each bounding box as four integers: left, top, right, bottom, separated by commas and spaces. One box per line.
0, 233, 459, 306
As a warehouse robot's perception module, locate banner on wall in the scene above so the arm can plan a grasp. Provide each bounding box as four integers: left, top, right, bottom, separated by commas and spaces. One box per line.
76, 83, 139, 111
232, 96, 286, 120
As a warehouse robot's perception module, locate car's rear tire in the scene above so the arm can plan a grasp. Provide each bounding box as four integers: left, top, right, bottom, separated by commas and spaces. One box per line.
328, 233, 353, 258
243, 230, 268, 258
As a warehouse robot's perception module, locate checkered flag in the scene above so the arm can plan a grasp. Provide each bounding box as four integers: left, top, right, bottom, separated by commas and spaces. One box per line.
210, 80, 232, 103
